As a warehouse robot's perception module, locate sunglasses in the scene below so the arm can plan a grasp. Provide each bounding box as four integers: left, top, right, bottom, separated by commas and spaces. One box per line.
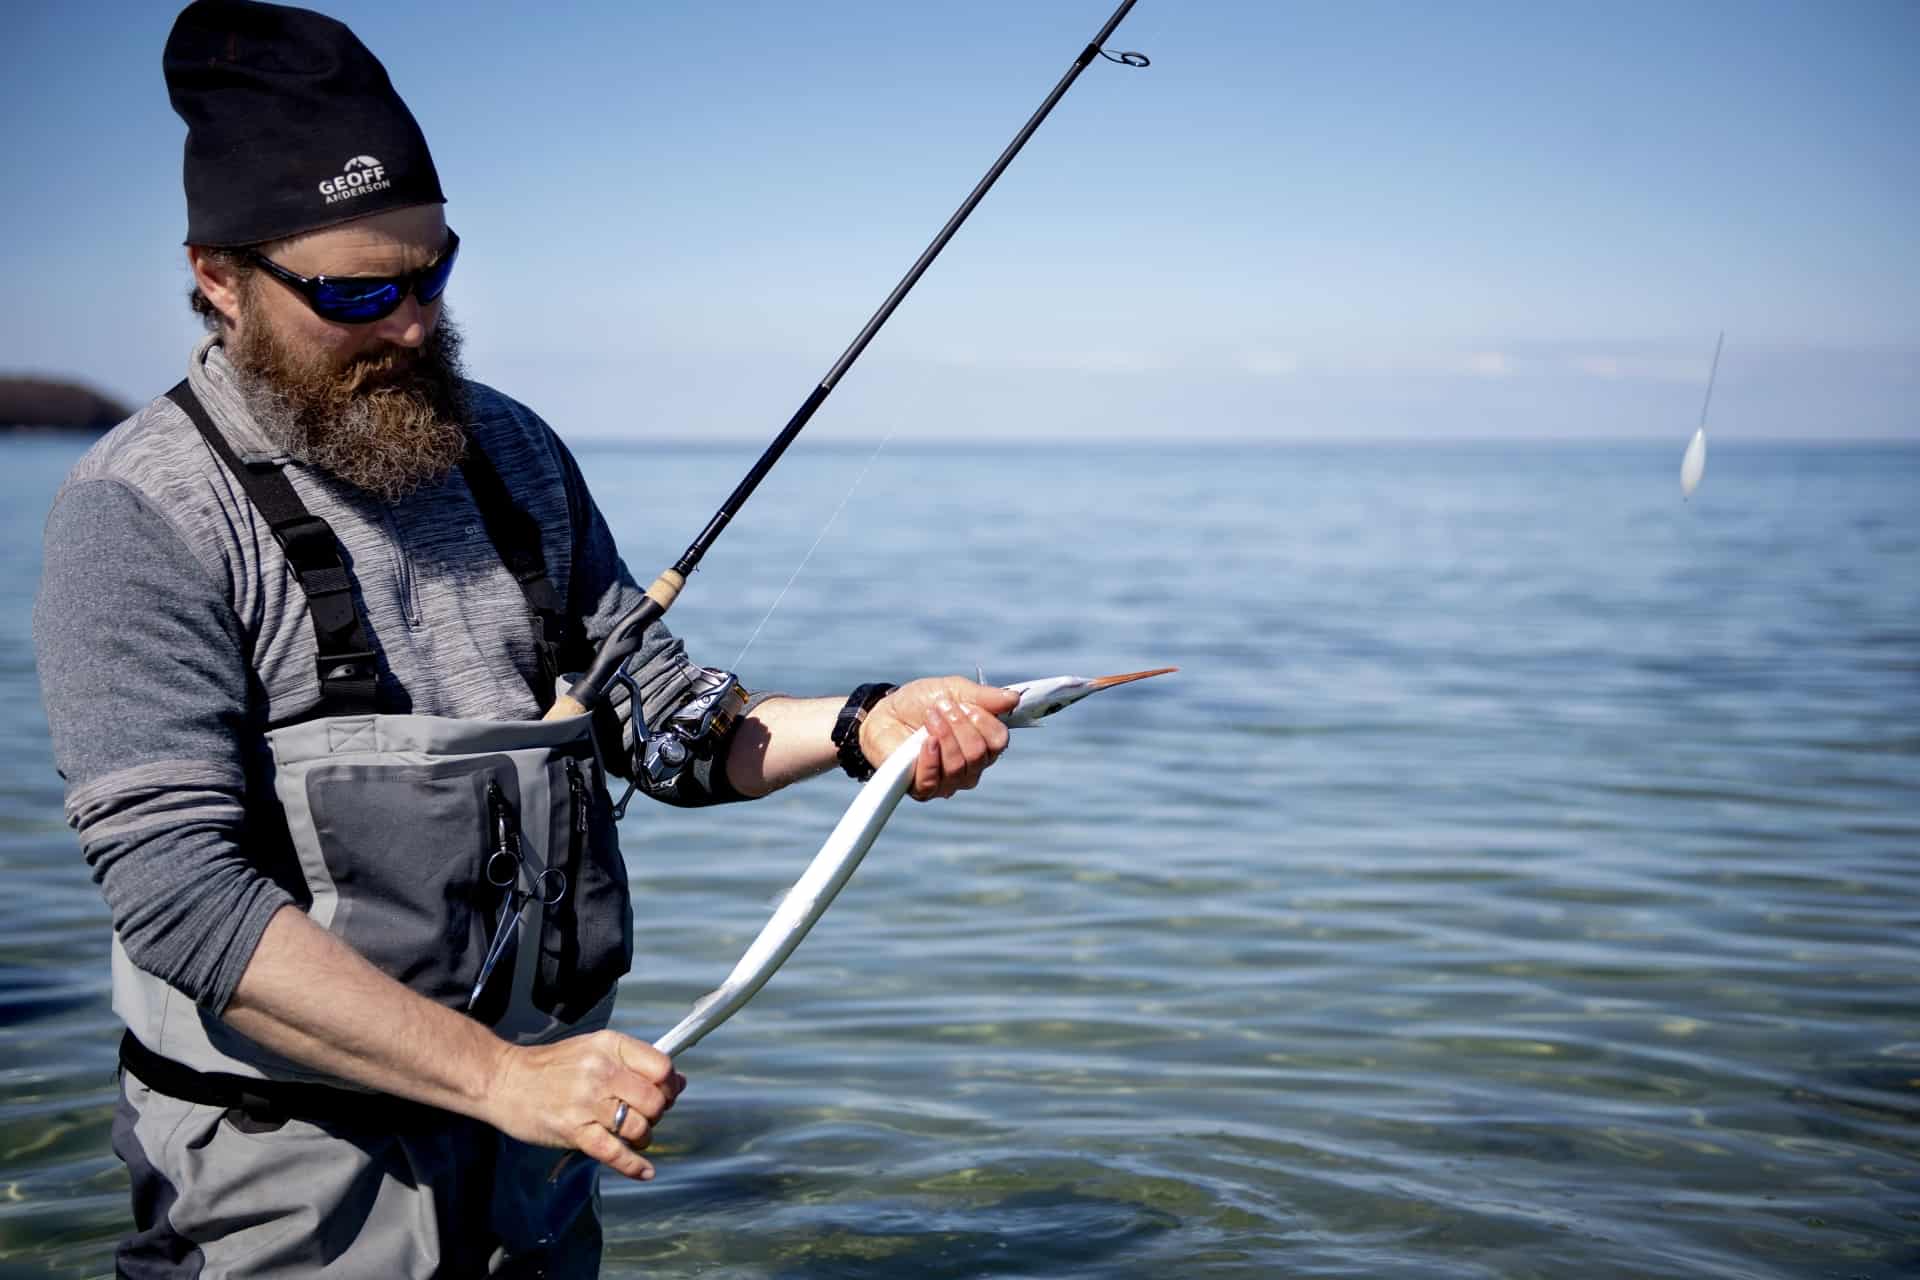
248, 229, 460, 324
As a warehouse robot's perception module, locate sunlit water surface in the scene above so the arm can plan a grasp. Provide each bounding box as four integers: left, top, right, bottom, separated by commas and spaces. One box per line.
1, 435, 1915, 1278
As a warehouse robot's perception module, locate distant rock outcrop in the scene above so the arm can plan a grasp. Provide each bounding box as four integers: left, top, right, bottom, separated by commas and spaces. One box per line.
1, 376, 133, 432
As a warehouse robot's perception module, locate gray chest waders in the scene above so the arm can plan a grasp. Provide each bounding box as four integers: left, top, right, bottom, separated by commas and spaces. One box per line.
117, 383, 633, 1100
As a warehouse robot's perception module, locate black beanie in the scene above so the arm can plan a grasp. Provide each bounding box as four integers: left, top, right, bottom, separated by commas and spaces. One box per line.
164, 0, 445, 247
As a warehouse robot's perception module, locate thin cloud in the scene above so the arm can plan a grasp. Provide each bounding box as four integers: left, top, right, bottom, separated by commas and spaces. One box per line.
1279, 349, 1521, 379
1566, 353, 1709, 382
915, 346, 1179, 374
1239, 350, 1301, 376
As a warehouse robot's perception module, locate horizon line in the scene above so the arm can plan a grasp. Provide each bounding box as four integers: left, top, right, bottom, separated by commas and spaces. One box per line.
567, 432, 1920, 449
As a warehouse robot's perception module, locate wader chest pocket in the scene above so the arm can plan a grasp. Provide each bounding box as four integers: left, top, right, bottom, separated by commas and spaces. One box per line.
533, 754, 632, 1022
304, 757, 517, 1010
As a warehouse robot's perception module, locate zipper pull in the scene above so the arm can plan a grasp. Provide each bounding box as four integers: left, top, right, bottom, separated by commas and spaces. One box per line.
487, 781, 511, 854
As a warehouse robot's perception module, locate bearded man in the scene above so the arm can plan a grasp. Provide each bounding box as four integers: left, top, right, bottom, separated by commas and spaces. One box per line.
33, 2, 1013, 1274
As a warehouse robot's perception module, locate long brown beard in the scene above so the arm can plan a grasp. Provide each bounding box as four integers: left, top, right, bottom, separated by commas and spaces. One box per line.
229, 290, 470, 502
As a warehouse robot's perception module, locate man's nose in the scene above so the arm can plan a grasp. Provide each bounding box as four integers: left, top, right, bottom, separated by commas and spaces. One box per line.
371, 295, 430, 348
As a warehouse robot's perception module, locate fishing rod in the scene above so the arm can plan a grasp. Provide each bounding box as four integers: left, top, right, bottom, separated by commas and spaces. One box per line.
545, 0, 1151, 721
1680, 330, 1722, 500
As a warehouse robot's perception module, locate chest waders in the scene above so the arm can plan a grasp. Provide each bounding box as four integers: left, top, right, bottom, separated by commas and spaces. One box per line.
105, 385, 638, 1274
118, 382, 633, 1094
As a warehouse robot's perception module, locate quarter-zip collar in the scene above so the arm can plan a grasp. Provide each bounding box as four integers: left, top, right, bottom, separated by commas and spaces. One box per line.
185, 334, 298, 466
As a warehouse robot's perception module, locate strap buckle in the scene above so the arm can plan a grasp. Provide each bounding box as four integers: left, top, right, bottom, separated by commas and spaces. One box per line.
317, 649, 378, 686
273, 513, 337, 567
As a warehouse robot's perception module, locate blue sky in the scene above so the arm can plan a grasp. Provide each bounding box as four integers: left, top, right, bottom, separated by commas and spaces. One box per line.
4, 0, 1915, 439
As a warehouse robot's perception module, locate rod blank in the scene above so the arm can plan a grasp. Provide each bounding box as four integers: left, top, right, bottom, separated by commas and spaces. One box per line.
551, 1, 1148, 720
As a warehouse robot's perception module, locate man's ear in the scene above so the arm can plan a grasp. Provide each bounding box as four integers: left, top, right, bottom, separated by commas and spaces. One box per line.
188, 246, 246, 330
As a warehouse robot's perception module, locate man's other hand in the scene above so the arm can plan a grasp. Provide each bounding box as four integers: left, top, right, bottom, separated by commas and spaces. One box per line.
485, 1031, 685, 1182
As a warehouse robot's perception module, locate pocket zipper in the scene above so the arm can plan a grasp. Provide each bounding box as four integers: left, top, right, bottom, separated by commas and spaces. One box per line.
567, 758, 588, 851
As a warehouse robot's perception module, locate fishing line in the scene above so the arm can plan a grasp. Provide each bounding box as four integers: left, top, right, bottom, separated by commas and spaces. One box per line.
728, 350, 943, 670
729, 422, 901, 671
1680, 331, 1722, 500
1697, 330, 1724, 431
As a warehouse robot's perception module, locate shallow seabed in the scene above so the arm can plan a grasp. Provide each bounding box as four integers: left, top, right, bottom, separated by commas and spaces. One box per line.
2, 436, 1916, 1278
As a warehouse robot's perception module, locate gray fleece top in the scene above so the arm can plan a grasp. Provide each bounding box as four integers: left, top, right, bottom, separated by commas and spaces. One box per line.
34, 337, 724, 1015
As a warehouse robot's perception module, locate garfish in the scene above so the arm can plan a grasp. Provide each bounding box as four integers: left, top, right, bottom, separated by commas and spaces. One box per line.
652, 667, 1176, 1057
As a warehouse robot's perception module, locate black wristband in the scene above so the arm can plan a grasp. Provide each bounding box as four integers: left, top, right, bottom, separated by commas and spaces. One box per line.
831, 683, 896, 782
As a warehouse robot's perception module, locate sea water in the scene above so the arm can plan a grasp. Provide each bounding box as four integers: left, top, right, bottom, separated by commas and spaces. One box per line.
1, 435, 1915, 1278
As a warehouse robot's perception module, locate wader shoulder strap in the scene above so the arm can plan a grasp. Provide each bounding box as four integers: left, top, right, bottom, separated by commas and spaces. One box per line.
167, 379, 582, 716
459, 439, 586, 711
166, 380, 381, 716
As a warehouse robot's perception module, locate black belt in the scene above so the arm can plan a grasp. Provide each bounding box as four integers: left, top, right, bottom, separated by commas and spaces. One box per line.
118, 1031, 454, 1129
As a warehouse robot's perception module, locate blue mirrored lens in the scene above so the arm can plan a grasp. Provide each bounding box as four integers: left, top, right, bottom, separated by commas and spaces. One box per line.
315, 281, 402, 322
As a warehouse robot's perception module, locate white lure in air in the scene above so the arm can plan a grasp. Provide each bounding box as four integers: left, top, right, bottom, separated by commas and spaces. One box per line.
1682, 331, 1724, 501
651, 667, 1176, 1058
1680, 426, 1707, 499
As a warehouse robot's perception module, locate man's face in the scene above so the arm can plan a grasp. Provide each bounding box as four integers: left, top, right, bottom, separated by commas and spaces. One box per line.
235, 203, 450, 373
218, 204, 470, 501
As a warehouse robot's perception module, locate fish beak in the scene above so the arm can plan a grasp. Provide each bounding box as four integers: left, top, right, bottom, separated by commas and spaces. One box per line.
1004, 666, 1177, 727
1088, 667, 1178, 690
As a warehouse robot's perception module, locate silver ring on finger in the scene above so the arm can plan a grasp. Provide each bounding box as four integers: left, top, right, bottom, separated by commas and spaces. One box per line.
610, 1100, 630, 1135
